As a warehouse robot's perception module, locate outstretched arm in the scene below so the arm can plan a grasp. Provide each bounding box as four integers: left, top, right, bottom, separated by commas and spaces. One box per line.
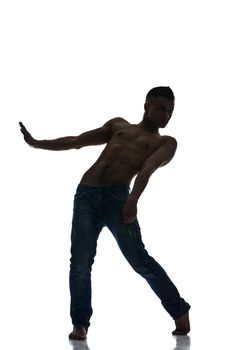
19, 120, 113, 151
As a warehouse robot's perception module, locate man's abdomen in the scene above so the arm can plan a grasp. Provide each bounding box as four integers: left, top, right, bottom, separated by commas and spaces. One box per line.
80, 160, 136, 186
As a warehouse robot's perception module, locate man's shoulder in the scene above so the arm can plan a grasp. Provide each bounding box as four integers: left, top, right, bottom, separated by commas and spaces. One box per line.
104, 117, 128, 127
160, 135, 178, 152
160, 134, 177, 144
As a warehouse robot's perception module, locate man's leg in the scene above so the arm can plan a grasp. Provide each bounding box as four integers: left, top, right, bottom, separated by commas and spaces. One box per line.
69, 187, 104, 338
104, 189, 190, 333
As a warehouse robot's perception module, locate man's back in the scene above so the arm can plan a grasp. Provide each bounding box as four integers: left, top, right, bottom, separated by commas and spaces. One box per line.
80, 117, 164, 186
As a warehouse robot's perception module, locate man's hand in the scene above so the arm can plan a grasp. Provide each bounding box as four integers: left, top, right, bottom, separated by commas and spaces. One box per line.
122, 197, 137, 224
19, 122, 38, 147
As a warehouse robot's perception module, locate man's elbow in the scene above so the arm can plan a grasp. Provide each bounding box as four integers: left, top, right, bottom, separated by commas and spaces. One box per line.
159, 152, 176, 168
161, 137, 177, 166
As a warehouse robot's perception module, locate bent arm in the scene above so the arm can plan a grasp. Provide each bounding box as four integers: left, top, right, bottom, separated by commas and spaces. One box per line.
128, 137, 177, 202
19, 120, 115, 151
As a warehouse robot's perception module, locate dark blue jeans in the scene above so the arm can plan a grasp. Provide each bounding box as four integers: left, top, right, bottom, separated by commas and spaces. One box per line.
69, 184, 190, 329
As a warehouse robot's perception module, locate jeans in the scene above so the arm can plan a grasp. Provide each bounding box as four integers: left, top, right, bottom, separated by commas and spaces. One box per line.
69, 184, 190, 329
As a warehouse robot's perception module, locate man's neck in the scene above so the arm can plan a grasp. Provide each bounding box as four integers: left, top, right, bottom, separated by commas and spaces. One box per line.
137, 115, 160, 134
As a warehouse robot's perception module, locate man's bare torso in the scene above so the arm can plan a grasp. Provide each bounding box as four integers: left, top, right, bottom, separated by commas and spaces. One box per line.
80, 118, 165, 186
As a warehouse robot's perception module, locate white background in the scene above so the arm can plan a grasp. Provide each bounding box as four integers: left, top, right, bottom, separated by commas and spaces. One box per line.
1, 1, 233, 349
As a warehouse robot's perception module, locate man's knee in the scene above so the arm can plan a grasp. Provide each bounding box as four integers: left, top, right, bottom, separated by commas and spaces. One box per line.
127, 254, 157, 277
70, 256, 92, 278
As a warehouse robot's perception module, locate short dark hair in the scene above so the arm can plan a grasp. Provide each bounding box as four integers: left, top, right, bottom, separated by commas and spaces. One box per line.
146, 86, 175, 103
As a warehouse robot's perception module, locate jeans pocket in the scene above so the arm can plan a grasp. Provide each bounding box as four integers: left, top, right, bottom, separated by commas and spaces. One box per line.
74, 191, 88, 199
109, 191, 128, 202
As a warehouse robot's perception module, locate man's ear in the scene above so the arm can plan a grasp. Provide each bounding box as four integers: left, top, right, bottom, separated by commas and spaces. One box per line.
144, 102, 149, 113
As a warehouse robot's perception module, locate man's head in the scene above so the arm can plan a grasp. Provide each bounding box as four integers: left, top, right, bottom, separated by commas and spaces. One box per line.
146, 86, 175, 103
144, 86, 175, 129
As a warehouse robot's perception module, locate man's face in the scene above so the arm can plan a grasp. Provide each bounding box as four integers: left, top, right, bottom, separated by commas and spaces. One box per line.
145, 97, 174, 128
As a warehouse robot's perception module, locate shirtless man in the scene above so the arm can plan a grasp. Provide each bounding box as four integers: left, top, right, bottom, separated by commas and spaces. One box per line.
19, 86, 191, 340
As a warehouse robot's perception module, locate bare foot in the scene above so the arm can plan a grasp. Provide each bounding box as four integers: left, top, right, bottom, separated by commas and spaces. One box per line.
69, 326, 87, 340
172, 311, 190, 335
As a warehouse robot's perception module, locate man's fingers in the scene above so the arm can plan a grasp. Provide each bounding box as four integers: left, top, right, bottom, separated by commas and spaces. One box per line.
124, 216, 135, 224
19, 122, 29, 131
19, 121, 25, 130
19, 122, 25, 132
19, 122, 31, 137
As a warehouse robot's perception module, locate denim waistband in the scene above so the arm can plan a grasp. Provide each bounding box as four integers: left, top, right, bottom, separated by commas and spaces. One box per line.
77, 183, 130, 192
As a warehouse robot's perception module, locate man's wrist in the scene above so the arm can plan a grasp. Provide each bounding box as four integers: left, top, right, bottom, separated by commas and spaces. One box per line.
127, 193, 138, 203
32, 139, 40, 148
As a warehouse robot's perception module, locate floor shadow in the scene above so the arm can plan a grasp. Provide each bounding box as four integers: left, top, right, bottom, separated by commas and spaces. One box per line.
69, 339, 90, 350
68, 335, 191, 350
172, 335, 191, 350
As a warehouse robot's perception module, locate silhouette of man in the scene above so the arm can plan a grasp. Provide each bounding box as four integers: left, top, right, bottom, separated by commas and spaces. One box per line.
19, 86, 191, 340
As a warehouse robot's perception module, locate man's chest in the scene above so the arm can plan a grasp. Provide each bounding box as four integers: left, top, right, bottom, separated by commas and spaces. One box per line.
111, 124, 162, 155
99, 124, 164, 173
